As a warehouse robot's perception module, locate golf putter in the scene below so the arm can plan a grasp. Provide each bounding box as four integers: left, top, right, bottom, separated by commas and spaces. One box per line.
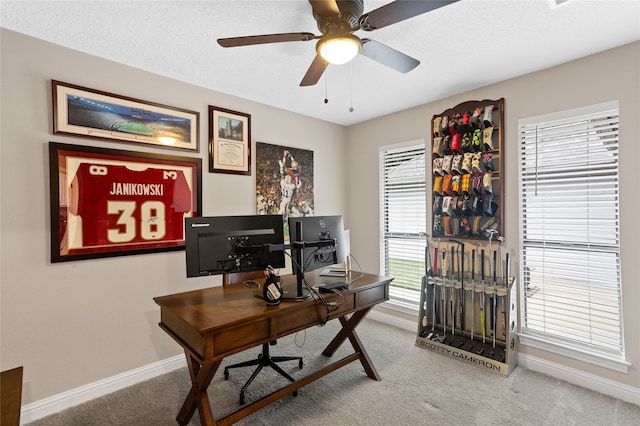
461, 243, 479, 352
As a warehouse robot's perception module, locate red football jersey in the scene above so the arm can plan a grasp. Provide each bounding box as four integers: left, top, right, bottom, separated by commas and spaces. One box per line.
67, 163, 192, 254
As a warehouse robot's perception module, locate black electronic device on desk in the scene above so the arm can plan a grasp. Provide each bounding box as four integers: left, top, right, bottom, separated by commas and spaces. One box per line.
318, 281, 349, 293
184, 215, 285, 278
286, 215, 347, 300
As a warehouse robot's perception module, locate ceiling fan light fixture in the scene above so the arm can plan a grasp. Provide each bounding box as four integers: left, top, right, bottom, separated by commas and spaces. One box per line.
317, 34, 361, 65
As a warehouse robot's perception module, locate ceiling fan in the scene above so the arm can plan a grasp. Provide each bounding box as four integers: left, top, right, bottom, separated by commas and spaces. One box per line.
217, 0, 459, 86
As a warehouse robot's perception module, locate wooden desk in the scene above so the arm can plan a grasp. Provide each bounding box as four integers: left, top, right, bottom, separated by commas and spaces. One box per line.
154, 270, 391, 425
1, 366, 23, 426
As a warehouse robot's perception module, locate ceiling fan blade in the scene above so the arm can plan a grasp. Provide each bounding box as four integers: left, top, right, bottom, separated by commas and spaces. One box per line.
359, 0, 459, 31
300, 55, 329, 87
308, 0, 340, 17
360, 39, 419, 73
218, 32, 316, 48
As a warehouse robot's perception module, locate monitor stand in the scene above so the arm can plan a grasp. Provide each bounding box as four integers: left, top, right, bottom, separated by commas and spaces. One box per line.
280, 276, 312, 301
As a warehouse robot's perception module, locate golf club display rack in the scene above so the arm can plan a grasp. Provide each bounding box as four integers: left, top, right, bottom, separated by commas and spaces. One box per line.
417, 98, 516, 375
415, 239, 518, 376
430, 98, 505, 240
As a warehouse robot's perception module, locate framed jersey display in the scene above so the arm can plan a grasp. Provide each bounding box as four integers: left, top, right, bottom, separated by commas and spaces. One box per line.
49, 142, 202, 263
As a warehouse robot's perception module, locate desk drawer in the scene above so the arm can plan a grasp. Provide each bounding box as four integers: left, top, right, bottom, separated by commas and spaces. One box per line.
356, 285, 388, 307
209, 319, 269, 358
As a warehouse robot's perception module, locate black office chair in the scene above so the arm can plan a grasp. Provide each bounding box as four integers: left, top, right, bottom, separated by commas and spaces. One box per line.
222, 271, 303, 405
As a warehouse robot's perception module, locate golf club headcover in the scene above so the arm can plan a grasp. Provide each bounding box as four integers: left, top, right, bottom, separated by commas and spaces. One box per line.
462, 152, 473, 174
433, 116, 442, 137
472, 172, 484, 194
442, 155, 453, 174
452, 196, 461, 215
482, 217, 499, 236
441, 115, 450, 135
443, 215, 453, 236
482, 152, 495, 171
460, 194, 472, 216
471, 107, 482, 126
483, 126, 495, 151
483, 193, 498, 216
433, 214, 444, 235
433, 175, 443, 195
442, 175, 453, 195
472, 153, 486, 174
473, 196, 484, 216
461, 174, 472, 195
443, 135, 452, 154
472, 128, 483, 151
483, 172, 493, 193
457, 112, 472, 135
451, 154, 463, 175
432, 157, 443, 175
473, 215, 482, 235
442, 196, 454, 216
461, 217, 472, 235
451, 175, 461, 195
432, 137, 444, 157
452, 217, 461, 236
433, 195, 443, 215
450, 127, 461, 153
483, 105, 494, 128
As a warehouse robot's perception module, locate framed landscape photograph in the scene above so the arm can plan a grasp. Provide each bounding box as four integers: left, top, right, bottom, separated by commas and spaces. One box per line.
49, 142, 202, 263
52, 80, 199, 151
209, 106, 251, 175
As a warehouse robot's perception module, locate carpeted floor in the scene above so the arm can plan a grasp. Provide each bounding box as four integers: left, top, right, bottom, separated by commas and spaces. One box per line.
25, 319, 640, 425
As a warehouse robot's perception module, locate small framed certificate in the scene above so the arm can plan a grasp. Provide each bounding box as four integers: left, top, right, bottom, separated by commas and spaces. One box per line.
208, 106, 251, 175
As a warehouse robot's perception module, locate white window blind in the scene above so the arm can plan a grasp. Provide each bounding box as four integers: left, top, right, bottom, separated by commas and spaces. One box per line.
518, 101, 625, 369
380, 142, 426, 307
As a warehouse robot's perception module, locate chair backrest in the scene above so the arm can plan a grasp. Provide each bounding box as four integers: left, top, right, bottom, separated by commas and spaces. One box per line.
222, 270, 265, 286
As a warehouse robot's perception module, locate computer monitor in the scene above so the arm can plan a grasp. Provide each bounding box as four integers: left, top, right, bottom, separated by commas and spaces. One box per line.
184, 215, 285, 277
288, 215, 347, 282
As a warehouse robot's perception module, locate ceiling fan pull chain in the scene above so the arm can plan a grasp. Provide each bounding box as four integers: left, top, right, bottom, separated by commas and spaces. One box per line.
324, 68, 329, 104
349, 61, 354, 113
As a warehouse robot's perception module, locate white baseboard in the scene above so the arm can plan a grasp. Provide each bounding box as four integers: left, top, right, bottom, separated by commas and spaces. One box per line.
518, 353, 640, 406
20, 355, 186, 425
369, 311, 640, 407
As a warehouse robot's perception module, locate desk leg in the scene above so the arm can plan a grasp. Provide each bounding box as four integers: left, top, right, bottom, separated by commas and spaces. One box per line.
321, 308, 381, 381
177, 350, 220, 426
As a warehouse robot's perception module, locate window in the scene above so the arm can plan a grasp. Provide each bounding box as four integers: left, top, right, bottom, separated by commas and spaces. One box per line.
379, 141, 426, 309
518, 101, 627, 372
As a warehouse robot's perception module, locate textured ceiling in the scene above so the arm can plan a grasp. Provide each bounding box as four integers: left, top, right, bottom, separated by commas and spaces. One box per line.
1, 0, 639, 126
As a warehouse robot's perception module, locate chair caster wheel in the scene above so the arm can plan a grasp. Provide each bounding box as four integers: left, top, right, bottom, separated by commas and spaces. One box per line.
293, 390, 298, 397
298, 360, 303, 369
224, 370, 229, 380
240, 394, 245, 405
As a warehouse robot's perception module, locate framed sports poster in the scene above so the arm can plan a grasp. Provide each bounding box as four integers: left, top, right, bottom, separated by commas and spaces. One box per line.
255, 142, 314, 238
49, 142, 202, 263
52, 80, 199, 151
208, 106, 251, 175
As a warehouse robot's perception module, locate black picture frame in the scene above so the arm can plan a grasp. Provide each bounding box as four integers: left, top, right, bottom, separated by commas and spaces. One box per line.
49, 142, 202, 263
208, 106, 251, 175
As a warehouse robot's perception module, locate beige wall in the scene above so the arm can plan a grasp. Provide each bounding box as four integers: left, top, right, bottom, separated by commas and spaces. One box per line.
347, 41, 640, 388
2, 27, 638, 407
0, 29, 347, 404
